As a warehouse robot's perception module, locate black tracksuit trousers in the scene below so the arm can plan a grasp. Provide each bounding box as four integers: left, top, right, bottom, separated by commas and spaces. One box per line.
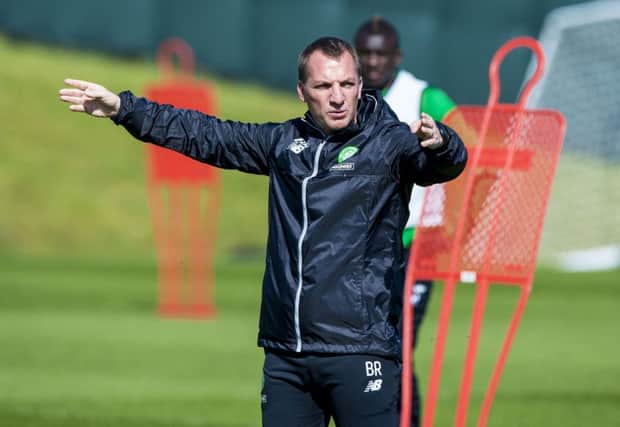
261, 350, 401, 427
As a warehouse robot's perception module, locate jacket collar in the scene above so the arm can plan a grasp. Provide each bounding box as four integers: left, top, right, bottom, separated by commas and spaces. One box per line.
301, 90, 380, 141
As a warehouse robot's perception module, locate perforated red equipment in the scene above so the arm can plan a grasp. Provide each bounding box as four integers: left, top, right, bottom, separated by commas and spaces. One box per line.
143, 38, 220, 319
400, 37, 566, 427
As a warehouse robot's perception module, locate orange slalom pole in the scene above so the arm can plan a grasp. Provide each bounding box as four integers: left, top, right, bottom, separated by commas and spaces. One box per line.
477, 284, 531, 426
455, 279, 491, 427
421, 276, 458, 427
399, 265, 415, 427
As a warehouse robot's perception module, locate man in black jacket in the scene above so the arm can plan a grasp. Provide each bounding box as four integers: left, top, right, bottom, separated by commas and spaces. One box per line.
60, 37, 467, 427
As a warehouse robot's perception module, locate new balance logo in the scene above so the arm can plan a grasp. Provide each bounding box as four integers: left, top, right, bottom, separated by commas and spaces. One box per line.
288, 138, 308, 154
363, 379, 383, 392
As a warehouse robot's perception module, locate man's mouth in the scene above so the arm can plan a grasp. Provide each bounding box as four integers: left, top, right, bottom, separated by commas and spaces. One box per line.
328, 110, 347, 120
366, 70, 382, 80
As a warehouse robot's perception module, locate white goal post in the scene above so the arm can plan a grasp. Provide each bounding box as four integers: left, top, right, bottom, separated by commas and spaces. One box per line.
525, 0, 620, 271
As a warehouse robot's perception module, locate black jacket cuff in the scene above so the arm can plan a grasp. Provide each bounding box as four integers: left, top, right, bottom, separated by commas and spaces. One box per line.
111, 90, 136, 125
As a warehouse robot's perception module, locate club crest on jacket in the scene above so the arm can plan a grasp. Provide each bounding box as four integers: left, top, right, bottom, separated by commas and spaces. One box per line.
338, 146, 359, 163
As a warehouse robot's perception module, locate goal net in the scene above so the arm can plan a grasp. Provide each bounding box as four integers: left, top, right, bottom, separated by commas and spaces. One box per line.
525, 0, 620, 270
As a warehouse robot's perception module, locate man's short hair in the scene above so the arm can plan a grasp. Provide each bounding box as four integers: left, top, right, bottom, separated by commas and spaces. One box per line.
297, 36, 361, 83
353, 16, 400, 50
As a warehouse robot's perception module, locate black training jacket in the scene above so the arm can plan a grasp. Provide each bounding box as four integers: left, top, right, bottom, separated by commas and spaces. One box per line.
113, 90, 467, 357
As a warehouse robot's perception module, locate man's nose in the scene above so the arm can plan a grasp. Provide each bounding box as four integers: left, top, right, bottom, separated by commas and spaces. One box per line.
330, 85, 344, 104
367, 52, 380, 66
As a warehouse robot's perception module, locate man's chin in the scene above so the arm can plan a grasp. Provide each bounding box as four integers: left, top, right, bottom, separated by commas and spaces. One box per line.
325, 118, 352, 133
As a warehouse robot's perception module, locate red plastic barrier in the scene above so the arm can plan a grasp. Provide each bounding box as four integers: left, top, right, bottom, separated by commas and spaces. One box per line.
143, 38, 220, 319
400, 37, 566, 427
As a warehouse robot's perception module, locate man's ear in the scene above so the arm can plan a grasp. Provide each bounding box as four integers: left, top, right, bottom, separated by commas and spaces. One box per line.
296, 82, 306, 102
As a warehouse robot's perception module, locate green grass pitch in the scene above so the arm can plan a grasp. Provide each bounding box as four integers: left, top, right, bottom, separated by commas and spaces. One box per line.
1, 255, 618, 426
0, 36, 618, 426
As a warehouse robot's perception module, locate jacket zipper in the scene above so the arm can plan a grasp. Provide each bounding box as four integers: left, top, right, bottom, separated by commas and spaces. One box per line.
294, 138, 327, 352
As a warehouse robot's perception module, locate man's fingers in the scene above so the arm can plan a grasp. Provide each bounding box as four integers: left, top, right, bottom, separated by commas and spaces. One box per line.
419, 123, 434, 134
419, 133, 444, 150
69, 104, 86, 113
420, 138, 440, 149
59, 88, 85, 97
412, 114, 438, 140
420, 112, 433, 122
64, 78, 93, 90
84, 87, 104, 98
60, 95, 85, 104
409, 119, 421, 133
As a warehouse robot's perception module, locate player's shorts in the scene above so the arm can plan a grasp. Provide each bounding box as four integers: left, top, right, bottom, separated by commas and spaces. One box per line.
261, 350, 401, 427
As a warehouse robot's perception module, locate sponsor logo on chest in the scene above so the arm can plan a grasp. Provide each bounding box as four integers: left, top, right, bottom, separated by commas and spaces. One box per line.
331, 146, 359, 172
330, 162, 355, 171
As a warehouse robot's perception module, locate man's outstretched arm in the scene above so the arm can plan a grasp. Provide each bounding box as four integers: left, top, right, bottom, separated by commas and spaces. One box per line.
58, 79, 274, 175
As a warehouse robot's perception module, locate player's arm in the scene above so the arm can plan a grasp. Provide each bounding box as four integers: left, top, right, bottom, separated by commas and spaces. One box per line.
59, 79, 273, 175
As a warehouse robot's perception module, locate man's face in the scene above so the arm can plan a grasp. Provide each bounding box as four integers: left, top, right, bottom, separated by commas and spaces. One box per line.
297, 51, 362, 135
355, 33, 401, 89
